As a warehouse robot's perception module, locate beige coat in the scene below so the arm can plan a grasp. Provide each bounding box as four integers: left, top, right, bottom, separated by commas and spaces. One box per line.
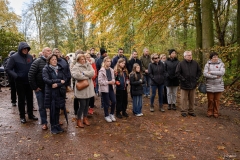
71, 62, 95, 99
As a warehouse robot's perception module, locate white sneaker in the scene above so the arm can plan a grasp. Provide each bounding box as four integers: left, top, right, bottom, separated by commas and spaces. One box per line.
140, 113, 143, 116
135, 114, 142, 117
109, 114, 116, 122
105, 116, 112, 122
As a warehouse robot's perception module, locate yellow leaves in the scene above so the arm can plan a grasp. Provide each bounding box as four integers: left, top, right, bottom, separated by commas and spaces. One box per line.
93, 153, 100, 158
217, 146, 226, 150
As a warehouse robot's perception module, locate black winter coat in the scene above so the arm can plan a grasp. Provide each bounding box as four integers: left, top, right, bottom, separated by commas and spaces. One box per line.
164, 58, 179, 86
130, 72, 145, 96
42, 64, 67, 109
148, 62, 165, 86
175, 59, 201, 90
5, 42, 33, 84
28, 57, 47, 90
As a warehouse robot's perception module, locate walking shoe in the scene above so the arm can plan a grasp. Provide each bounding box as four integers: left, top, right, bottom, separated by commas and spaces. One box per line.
51, 126, 60, 134
56, 125, 64, 133
172, 104, 176, 110
12, 103, 17, 107
28, 115, 38, 120
139, 113, 143, 116
188, 113, 196, 117
42, 124, 48, 130
88, 108, 94, 115
135, 114, 142, 117
168, 104, 171, 110
20, 118, 27, 124
159, 105, 165, 112
109, 114, 116, 122
116, 113, 123, 119
181, 113, 187, 117
105, 116, 112, 123
150, 105, 154, 112
122, 112, 129, 117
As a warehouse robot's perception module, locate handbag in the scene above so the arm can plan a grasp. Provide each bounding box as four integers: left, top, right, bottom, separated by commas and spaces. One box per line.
59, 85, 66, 97
76, 79, 89, 90
198, 83, 206, 94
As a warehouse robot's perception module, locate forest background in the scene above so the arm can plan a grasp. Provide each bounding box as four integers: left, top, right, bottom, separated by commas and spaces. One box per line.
0, 0, 240, 103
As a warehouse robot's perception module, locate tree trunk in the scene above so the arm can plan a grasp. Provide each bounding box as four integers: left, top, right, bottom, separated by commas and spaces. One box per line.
237, 0, 240, 68
195, 0, 203, 67
201, 0, 214, 63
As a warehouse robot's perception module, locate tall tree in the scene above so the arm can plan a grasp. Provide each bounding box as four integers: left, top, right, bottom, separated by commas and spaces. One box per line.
202, 0, 214, 62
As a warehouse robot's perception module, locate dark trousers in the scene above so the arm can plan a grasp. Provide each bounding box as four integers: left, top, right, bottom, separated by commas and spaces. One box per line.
10, 78, 17, 103
116, 89, 128, 114
77, 98, 90, 119
74, 98, 79, 115
89, 96, 95, 108
102, 86, 116, 117
15, 82, 33, 118
50, 107, 60, 126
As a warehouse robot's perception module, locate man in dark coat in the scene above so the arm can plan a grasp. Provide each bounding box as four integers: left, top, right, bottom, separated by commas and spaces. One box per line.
28, 47, 52, 130
5, 42, 38, 123
175, 51, 201, 117
96, 48, 107, 71
111, 48, 128, 69
127, 51, 142, 73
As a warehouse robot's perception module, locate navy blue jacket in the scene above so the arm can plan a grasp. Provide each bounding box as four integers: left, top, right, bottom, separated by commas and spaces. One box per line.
58, 57, 71, 82
5, 42, 32, 84
42, 64, 67, 109
115, 71, 128, 90
111, 55, 128, 69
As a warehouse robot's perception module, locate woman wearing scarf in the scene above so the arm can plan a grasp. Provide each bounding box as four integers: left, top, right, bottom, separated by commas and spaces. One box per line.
42, 53, 67, 134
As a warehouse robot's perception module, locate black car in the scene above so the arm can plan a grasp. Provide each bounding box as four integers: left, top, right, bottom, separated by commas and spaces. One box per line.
0, 65, 9, 87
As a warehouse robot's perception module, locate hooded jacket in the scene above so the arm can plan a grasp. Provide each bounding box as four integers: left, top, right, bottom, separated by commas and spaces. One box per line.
176, 59, 201, 90
5, 42, 33, 84
203, 60, 225, 93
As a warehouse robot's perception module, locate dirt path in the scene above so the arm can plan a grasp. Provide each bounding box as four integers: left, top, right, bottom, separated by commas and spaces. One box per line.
0, 87, 240, 160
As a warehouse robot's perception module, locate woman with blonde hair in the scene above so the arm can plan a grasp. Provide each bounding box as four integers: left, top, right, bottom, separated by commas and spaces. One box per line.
114, 58, 129, 118
98, 57, 116, 122
71, 54, 95, 128
148, 53, 166, 112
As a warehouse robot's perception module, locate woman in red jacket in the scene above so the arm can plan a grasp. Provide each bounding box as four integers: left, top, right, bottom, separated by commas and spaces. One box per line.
85, 53, 97, 114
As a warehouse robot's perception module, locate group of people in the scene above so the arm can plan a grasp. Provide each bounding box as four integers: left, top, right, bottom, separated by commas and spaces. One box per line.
2, 41, 225, 134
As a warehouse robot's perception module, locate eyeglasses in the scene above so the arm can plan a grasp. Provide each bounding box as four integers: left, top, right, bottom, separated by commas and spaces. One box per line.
153, 57, 159, 59
119, 52, 123, 53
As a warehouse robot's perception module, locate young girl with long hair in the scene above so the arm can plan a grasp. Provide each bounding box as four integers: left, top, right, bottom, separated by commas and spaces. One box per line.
114, 58, 129, 118
98, 57, 116, 122
130, 63, 145, 116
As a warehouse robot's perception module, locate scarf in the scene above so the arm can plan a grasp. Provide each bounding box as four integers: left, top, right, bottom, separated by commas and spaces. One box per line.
49, 65, 58, 75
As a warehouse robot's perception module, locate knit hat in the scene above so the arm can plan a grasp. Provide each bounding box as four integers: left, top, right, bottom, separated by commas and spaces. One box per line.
168, 49, 176, 55
100, 48, 107, 55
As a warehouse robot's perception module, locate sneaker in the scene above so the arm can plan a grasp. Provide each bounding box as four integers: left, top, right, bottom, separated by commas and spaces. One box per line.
109, 114, 116, 122
150, 105, 154, 112
139, 113, 143, 116
12, 103, 17, 107
105, 116, 112, 123
135, 114, 142, 117
159, 106, 165, 112
147, 95, 151, 99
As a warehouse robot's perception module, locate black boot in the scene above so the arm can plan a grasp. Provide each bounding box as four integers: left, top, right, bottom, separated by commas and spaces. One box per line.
122, 112, 129, 117
116, 112, 122, 119
172, 104, 176, 110
168, 104, 171, 110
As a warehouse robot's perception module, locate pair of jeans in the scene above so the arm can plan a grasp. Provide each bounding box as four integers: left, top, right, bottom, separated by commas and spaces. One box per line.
15, 82, 33, 118
132, 95, 142, 114
150, 85, 164, 106
35, 90, 48, 124
116, 89, 128, 114
101, 86, 116, 117
143, 75, 150, 96
77, 98, 90, 119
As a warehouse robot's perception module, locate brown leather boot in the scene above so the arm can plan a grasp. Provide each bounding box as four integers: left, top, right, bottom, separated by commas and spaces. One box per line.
77, 119, 84, 128
83, 117, 90, 126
